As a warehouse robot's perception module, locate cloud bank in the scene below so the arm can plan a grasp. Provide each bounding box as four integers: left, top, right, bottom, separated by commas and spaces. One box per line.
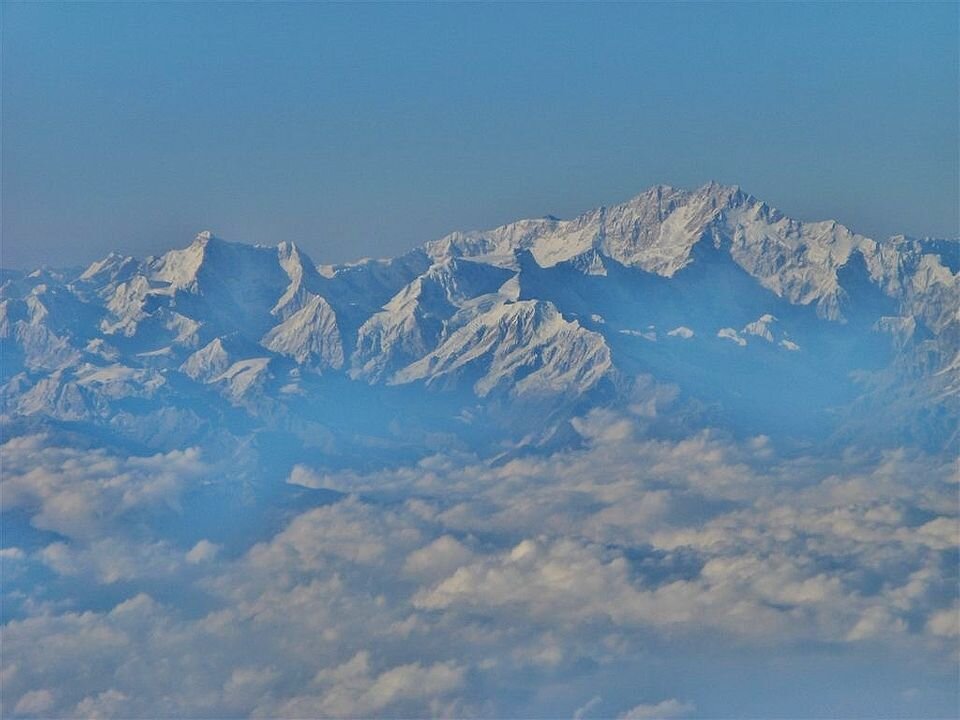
1, 416, 957, 717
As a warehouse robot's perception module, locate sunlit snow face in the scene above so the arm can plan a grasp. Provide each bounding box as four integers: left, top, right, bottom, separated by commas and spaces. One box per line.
2, 412, 957, 718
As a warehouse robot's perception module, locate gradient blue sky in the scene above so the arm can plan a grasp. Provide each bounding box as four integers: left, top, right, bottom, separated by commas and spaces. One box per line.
3, 1, 957, 269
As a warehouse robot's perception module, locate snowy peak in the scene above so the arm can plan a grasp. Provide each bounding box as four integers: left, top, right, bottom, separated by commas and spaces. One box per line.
76, 252, 140, 292
262, 293, 344, 369
595, 182, 747, 274
417, 181, 955, 324
422, 182, 752, 276
425, 218, 560, 269
212, 356, 274, 401
566, 248, 609, 276
148, 231, 289, 298
351, 258, 515, 382
273, 240, 325, 319
98, 232, 305, 342
149, 231, 217, 290
392, 299, 613, 398
180, 337, 232, 382
397, 257, 515, 310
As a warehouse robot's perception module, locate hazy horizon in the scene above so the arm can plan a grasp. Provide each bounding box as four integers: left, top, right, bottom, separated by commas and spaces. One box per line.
10, 179, 956, 272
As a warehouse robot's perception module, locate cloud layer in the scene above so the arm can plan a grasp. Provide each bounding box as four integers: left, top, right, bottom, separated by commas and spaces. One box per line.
1, 418, 957, 717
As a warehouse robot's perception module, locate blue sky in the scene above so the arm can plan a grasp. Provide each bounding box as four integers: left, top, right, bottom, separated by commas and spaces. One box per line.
3, 2, 957, 268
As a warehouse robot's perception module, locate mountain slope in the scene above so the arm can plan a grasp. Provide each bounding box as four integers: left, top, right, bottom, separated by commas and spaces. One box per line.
351, 258, 515, 381
392, 299, 613, 398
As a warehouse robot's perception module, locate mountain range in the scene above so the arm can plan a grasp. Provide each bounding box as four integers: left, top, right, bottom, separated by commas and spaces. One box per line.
2, 183, 957, 462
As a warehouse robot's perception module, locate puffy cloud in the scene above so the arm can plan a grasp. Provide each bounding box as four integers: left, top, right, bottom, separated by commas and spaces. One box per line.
269, 652, 465, 718
927, 605, 960, 638
185, 540, 220, 565
1, 419, 957, 717
2, 595, 162, 717
1, 434, 206, 539
243, 496, 421, 572
403, 536, 475, 581
73, 689, 129, 720
287, 463, 326, 489
13, 688, 55, 716
39, 539, 183, 584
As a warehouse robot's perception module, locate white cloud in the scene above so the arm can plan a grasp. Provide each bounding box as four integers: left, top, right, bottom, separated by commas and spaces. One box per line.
73, 689, 128, 720
845, 606, 908, 642
253, 651, 465, 718
39, 539, 182, 583
1, 434, 206, 539
619, 698, 695, 719
186, 540, 221, 565
667, 326, 694, 339
403, 535, 475, 581
287, 463, 327, 489
927, 605, 960, 638
1, 420, 956, 717
13, 688, 55, 716
717, 327, 747, 346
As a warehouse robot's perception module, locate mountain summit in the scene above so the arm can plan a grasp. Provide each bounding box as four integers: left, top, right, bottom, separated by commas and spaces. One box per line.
1, 183, 956, 454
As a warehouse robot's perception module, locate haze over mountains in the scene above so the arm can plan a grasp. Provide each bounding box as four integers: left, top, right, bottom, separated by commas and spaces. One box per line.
2, 182, 956, 458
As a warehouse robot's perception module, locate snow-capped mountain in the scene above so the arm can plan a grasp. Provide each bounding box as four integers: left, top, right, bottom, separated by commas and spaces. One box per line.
352, 257, 514, 382
2, 183, 956, 454
392, 298, 613, 399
